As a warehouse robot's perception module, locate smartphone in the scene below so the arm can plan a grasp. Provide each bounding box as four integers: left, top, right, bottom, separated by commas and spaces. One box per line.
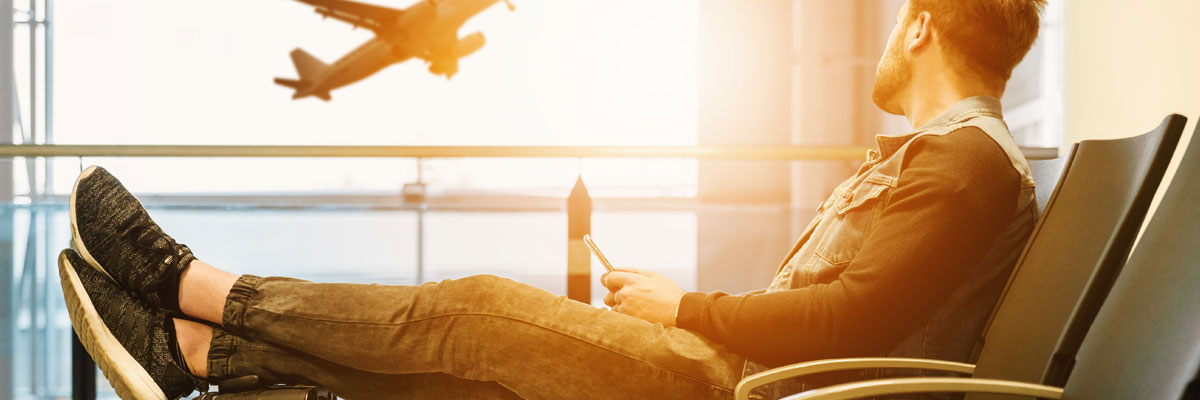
582, 234, 616, 273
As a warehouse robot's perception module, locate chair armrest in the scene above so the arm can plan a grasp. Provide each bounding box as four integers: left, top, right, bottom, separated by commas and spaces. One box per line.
779, 377, 1064, 400
734, 358, 976, 400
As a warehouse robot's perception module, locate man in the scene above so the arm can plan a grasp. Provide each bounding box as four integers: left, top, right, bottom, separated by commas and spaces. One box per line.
59, 1, 1045, 398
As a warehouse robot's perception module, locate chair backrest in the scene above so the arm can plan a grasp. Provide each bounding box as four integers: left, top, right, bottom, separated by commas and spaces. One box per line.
1028, 156, 1069, 216
1059, 121, 1200, 400
1182, 365, 1200, 399
965, 115, 1186, 396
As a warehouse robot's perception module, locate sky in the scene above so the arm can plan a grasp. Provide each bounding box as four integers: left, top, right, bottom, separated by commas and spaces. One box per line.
43, 0, 700, 194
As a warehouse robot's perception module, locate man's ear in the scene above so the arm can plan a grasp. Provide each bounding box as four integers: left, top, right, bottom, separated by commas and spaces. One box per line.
906, 11, 933, 53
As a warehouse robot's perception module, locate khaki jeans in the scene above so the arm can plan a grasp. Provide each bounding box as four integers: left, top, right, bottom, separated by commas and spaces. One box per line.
205, 274, 746, 399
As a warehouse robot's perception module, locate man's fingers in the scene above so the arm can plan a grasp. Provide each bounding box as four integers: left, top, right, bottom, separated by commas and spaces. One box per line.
604, 290, 616, 307
602, 271, 640, 290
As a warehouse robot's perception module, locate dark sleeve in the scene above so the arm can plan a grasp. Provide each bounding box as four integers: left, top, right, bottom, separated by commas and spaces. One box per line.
675, 127, 1022, 367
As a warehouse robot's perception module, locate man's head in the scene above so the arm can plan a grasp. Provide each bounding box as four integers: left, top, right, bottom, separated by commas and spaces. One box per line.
872, 0, 1047, 116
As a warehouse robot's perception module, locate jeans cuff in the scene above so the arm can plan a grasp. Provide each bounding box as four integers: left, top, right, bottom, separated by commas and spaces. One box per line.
205, 326, 238, 382
221, 274, 262, 335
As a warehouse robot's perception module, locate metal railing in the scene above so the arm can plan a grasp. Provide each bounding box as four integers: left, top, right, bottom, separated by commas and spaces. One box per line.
0, 144, 871, 160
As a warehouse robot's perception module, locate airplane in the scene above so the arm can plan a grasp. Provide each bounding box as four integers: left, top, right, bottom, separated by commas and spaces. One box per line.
275, 0, 514, 101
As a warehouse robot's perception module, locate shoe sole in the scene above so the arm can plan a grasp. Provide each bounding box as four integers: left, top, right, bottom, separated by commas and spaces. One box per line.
69, 165, 117, 282
59, 251, 167, 400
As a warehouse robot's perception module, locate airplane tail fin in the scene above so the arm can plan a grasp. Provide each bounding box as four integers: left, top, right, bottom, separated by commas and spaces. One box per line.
276, 49, 332, 101
274, 78, 304, 89
274, 77, 331, 101
289, 48, 328, 80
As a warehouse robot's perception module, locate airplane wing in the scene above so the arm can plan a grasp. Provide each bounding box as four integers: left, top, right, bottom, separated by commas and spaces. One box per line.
295, 0, 403, 33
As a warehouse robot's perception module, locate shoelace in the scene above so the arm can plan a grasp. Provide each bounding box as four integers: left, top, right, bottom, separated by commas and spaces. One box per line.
116, 209, 189, 293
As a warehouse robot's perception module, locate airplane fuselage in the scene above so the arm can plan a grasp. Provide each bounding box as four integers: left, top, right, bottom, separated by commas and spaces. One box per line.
291, 0, 504, 100
298, 38, 400, 99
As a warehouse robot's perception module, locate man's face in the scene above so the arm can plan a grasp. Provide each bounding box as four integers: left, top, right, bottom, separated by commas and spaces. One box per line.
872, 3, 913, 116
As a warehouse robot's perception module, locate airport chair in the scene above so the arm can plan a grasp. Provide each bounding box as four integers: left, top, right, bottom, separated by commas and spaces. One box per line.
773, 114, 1200, 400
734, 115, 1187, 400
1027, 156, 1068, 216
1183, 364, 1200, 399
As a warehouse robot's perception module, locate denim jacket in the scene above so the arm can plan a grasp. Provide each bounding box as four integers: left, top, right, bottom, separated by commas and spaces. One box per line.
747, 96, 1037, 399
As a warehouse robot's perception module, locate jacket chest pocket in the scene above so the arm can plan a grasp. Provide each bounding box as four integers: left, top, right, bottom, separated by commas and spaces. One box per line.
812, 178, 892, 266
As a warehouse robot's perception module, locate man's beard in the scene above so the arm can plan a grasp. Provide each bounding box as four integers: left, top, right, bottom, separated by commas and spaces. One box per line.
871, 42, 911, 116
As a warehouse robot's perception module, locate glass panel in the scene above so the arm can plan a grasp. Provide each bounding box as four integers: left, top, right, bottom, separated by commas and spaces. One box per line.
5, 205, 74, 399
420, 158, 697, 197
1003, 40, 1044, 107
422, 210, 566, 291
53, 0, 698, 146
152, 208, 420, 284
50, 1, 700, 194
589, 210, 697, 305
42, 157, 697, 198
1010, 121, 1044, 151
48, 157, 420, 195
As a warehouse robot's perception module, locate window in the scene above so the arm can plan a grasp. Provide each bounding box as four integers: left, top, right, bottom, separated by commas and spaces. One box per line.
4, 2, 704, 399
49, 0, 700, 195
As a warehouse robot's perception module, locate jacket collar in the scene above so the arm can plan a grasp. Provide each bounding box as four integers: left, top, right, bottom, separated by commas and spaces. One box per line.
871, 96, 1005, 160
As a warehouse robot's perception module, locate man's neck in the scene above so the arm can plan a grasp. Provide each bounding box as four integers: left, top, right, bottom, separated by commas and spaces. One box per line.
903, 71, 1002, 128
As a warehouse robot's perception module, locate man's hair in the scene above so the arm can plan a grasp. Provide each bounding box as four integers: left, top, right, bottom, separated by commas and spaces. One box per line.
907, 0, 1047, 86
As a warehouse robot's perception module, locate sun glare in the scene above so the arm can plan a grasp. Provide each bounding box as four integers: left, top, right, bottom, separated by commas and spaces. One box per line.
51, 0, 699, 195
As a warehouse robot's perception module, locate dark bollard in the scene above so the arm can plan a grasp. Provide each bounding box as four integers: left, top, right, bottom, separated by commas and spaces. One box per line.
566, 176, 592, 304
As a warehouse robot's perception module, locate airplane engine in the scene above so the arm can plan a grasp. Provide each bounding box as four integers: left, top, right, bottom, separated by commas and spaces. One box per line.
453, 32, 486, 58
429, 32, 484, 79
429, 58, 459, 78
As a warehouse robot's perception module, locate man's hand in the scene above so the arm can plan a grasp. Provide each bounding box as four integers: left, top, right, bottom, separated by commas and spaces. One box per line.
601, 268, 686, 326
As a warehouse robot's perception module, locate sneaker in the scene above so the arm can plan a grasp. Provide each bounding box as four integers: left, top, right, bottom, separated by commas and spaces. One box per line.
69, 165, 194, 312
58, 249, 208, 399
